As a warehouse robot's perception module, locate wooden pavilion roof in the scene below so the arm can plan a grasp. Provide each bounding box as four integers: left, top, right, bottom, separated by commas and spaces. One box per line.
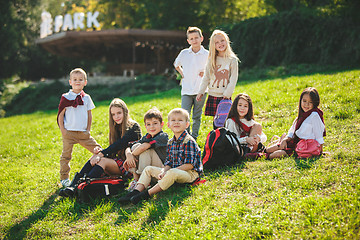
36, 29, 187, 59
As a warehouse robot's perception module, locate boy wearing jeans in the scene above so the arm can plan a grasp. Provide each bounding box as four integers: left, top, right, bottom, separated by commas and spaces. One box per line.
174, 26, 209, 140
57, 68, 101, 187
123, 107, 168, 191
118, 108, 203, 204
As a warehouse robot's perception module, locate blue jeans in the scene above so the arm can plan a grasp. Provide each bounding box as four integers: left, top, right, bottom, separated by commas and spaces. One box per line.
181, 94, 207, 139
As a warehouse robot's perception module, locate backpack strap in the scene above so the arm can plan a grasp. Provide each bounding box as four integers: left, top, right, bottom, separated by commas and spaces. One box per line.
203, 128, 221, 165
225, 130, 245, 160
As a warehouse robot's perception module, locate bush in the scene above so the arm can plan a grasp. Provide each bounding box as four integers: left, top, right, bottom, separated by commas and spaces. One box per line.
222, 9, 360, 68
3, 74, 179, 116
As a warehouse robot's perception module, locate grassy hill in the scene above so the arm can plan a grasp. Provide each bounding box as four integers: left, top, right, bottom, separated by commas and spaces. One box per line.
1, 69, 359, 239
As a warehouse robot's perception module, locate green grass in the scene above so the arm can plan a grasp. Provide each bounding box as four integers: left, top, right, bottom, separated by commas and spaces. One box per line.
1, 69, 360, 239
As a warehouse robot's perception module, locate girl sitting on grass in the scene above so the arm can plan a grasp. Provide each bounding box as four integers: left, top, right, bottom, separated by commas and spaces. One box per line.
59, 98, 141, 197
225, 93, 267, 157
265, 87, 326, 159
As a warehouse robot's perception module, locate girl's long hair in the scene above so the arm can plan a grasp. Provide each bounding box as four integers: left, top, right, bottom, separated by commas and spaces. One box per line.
298, 87, 320, 119
228, 93, 254, 121
208, 30, 238, 75
108, 98, 134, 146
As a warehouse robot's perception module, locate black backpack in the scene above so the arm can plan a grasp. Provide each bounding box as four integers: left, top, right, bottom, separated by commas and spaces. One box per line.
202, 128, 247, 170
75, 176, 126, 202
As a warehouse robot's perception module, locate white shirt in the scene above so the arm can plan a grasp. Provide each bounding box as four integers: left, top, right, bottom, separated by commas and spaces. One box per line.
63, 90, 95, 131
173, 46, 209, 95
225, 118, 267, 144
288, 112, 325, 144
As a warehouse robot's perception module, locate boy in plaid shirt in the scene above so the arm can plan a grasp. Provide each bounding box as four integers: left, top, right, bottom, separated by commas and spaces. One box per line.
118, 108, 203, 204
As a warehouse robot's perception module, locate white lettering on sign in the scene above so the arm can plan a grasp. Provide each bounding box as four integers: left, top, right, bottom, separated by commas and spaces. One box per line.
54, 15, 63, 33
40, 11, 52, 38
62, 14, 74, 31
87, 11, 100, 29
74, 12, 85, 29
40, 11, 100, 38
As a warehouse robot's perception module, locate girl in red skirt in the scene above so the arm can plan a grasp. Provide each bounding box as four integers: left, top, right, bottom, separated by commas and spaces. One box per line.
196, 30, 239, 128
266, 87, 326, 159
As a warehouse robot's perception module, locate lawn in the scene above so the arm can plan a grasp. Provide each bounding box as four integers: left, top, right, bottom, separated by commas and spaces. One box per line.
1, 69, 359, 239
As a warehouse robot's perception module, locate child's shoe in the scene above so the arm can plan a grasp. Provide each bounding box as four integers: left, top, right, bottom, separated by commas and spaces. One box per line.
130, 190, 150, 205
61, 178, 71, 187
127, 179, 138, 192
59, 172, 82, 197
58, 187, 75, 197
118, 190, 140, 204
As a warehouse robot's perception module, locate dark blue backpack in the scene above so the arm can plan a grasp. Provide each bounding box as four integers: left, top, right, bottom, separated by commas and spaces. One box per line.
202, 128, 247, 170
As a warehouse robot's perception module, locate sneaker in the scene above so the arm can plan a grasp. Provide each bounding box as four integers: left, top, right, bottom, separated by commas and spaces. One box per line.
127, 179, 138, 192
61, 178, 71, 187
214, 99, 232, 127
130, 190, 150, 205
118, 190, 140, 204
59, 187, 75, 197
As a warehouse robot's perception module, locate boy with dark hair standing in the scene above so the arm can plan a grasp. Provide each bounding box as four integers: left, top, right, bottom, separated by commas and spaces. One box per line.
118, 108, 203, 204
57, 68, 101, 187
174, 26, 209, 140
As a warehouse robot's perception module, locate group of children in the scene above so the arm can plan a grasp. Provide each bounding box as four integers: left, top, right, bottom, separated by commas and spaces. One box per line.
57, 26, 326, 204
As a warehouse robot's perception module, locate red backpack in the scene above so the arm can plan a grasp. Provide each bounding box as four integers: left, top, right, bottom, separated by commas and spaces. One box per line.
202, 128, 247, 170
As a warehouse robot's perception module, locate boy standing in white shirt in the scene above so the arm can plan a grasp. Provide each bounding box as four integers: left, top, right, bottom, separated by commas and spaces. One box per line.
57, 68, 101, 187
174, 26, 209, 140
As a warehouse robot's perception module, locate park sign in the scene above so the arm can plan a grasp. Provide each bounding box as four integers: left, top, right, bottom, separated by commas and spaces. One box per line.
40, 11, 100, 38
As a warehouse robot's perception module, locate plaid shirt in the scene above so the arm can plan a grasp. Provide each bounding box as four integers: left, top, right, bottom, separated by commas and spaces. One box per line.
164, 131, 203, 174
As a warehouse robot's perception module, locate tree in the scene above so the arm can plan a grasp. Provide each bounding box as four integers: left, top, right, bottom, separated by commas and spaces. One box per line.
0, 1, 39, 79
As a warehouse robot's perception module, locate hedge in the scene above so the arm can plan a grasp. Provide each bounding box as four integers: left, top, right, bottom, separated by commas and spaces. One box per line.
222, 9, 360, 67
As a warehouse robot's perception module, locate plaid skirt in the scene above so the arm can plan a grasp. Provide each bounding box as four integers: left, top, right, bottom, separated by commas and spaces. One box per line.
114, 158, 133, 179
204, 95, 224, 116
284, 139, 298, 156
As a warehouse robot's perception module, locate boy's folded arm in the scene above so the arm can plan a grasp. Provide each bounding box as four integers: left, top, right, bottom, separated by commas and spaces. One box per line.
132, 142, 151, 156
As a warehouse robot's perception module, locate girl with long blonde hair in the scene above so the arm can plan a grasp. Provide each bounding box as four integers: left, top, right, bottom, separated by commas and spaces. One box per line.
196, 30, 239, 128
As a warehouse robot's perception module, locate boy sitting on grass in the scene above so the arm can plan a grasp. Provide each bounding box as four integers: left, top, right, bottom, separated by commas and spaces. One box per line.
123, 107, 168, 191
118, 108, 203, 204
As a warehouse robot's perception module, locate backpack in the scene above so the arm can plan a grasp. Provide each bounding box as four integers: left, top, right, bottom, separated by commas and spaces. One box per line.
214, 99, 232, 128
202, 128, 247, 170
75, 176, 126, 202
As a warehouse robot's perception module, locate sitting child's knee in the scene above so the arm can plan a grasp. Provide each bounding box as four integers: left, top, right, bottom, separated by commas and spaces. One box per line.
270, 150, 287, 159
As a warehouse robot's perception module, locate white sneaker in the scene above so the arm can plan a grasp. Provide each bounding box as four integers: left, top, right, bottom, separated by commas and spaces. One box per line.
61, 178, 71, 187
127, 179, 138, 192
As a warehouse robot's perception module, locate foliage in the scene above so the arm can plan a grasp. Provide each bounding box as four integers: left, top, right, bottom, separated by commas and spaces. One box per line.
2, 74, 179, 117
73, 0, 271, 32
2, 0, 359, 82
222, 8, 360, 68
1, 68, 360, 239
0, 0, 39, 79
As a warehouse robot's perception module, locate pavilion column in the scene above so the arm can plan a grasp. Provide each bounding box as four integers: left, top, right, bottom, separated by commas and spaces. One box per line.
155, 46, 166, 74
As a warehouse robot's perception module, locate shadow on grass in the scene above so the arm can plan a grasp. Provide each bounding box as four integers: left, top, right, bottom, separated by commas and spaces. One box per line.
4, 193, 58, 240
113, 184, 194, 228
294, 156, 321, 169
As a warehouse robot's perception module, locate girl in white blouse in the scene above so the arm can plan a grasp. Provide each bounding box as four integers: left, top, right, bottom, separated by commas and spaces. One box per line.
266, 87, 326, 159
225, 93, 267, 153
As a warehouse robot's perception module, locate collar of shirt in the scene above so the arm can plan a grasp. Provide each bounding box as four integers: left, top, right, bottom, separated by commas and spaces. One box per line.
68, 90, 83, 97
145, 130, 163, 139
188, 46, 206, 55
170, 130, 187, 143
